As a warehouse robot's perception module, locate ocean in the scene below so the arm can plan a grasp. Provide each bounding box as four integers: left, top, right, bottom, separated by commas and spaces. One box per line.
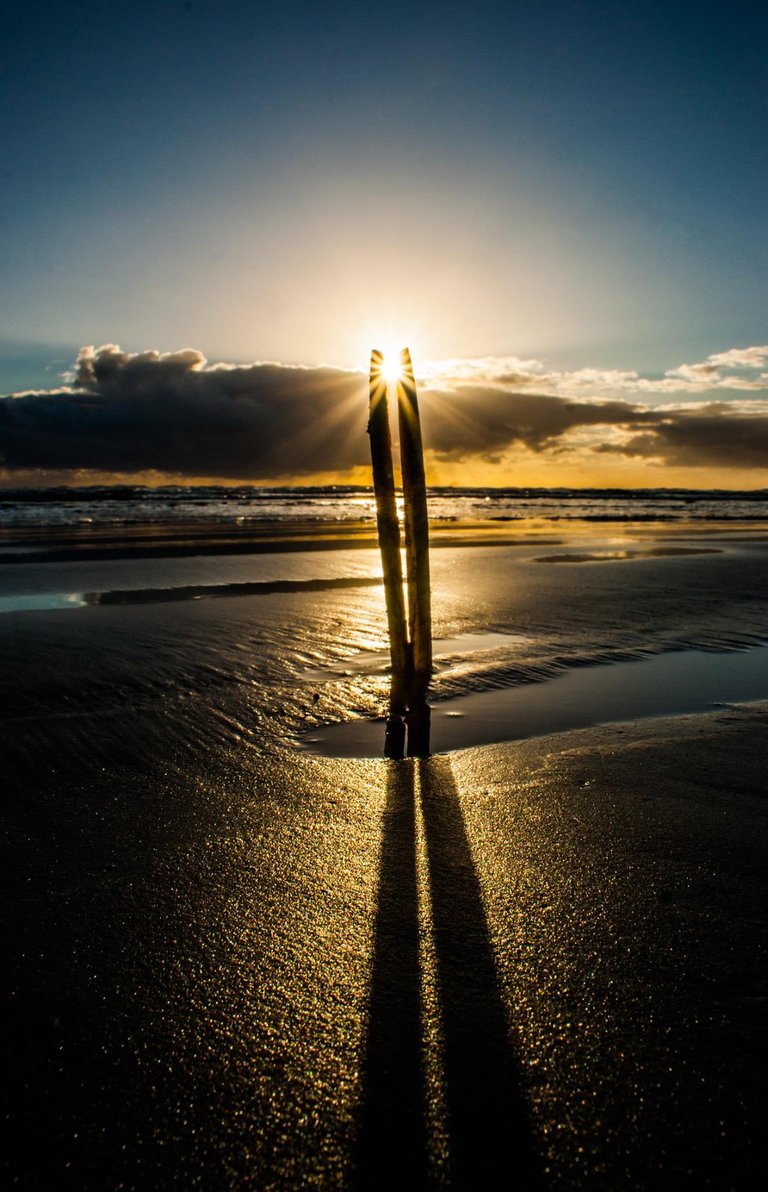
1, 484, 768, 528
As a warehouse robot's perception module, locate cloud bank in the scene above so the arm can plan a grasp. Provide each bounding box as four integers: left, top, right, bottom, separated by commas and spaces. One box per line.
422, 345, 768, 396
1, 346, 364, 480
1, 343, 767, 483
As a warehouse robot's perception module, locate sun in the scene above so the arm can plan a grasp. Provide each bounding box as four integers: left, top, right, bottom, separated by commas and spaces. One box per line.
371, 342, 411, 386
380, 349, 404, 384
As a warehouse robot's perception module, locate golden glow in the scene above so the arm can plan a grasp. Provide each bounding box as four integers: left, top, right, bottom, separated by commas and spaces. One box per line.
374, 342, 407, 385
369, 331, 421, 385
381, 352, 404, 385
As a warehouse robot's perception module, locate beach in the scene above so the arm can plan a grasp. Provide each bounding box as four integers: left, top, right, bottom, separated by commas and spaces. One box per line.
2, 513, 767, 1188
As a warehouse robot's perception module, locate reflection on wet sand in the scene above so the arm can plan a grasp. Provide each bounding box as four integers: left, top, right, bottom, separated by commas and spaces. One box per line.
534, 546, 722, 563
354, 756, 540, 1187
304, 641, 768, 759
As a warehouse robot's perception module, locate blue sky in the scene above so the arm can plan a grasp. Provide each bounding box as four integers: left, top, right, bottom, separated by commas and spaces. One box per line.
1, 1, 766, 485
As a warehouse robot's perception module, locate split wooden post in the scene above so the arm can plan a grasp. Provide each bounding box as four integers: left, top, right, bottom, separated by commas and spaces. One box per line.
396, 347, 432, 677
368, 349, 409, 680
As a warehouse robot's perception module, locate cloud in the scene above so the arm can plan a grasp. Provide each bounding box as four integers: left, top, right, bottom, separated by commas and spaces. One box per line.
595, 404, 768, 469
661, 345, 768, 391
420, 354, 644, 395
706, 346, 768, 369
419, 386, 650, 459
424, 344, 768, 397
1, 345, 365, 479
2, 342, 768, 482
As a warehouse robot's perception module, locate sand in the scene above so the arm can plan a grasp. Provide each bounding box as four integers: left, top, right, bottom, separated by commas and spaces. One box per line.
1, 519, 767, 1188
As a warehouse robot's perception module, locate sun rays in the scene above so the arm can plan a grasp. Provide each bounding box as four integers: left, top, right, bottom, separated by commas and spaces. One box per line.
370, 344, 408, 387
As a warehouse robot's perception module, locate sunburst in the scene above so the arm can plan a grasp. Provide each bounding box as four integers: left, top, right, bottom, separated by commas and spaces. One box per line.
370, 343, 413, 386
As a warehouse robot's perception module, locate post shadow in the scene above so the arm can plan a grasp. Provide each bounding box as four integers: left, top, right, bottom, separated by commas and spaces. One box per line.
419, 757, 541, 1188
353, 752, 541, 1188
353, 761, 427, 1188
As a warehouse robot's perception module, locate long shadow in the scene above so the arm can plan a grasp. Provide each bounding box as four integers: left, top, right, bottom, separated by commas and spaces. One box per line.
354, 755, 541, 1188
353, 761, 428, 1187
419, 756, 541, 1188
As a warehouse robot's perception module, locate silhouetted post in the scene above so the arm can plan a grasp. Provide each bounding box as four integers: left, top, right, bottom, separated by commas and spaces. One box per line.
384, 669, 408, 761
397, 347, 432, 678
405, 675, 431, 758
368, 349, 409, 679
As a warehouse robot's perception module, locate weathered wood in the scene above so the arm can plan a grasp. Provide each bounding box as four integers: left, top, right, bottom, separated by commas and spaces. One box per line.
396, 347, 432, 677
368, 349, 409, 678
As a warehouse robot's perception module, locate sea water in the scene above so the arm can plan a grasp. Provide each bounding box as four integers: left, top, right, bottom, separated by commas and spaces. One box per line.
2, 484, 768, 528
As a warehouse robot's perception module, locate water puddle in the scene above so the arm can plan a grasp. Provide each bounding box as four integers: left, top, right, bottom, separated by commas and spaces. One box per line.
533, 547, 722, 564
0, 593, 87, 613
302, 643, 768, 757
0, 576, 382, 613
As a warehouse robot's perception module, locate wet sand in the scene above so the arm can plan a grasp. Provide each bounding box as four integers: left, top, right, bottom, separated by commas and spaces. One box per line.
1, 519, 767, 1187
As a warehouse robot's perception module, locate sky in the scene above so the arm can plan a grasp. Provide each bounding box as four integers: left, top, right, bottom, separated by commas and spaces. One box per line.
1, 0, 766, 487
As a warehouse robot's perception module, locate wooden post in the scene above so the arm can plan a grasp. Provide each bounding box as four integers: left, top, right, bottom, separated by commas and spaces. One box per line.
405, 674, 431, 758
384, 669, 407, 760
368, 349, 409, 679
396, 347, 432, 677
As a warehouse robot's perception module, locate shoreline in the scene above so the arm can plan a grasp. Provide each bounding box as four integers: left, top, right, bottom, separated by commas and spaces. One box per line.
301, 640, 768, 758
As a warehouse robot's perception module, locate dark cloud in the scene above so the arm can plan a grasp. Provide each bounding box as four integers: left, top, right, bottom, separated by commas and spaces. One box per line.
420, 386, 650, 459
0, 346, 366, 479
596, 405, 768, 468
1, 345, 768, 480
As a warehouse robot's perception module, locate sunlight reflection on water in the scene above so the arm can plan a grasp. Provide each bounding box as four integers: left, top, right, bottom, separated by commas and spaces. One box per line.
302, 643, 768, 757
0, 593, 87, 613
